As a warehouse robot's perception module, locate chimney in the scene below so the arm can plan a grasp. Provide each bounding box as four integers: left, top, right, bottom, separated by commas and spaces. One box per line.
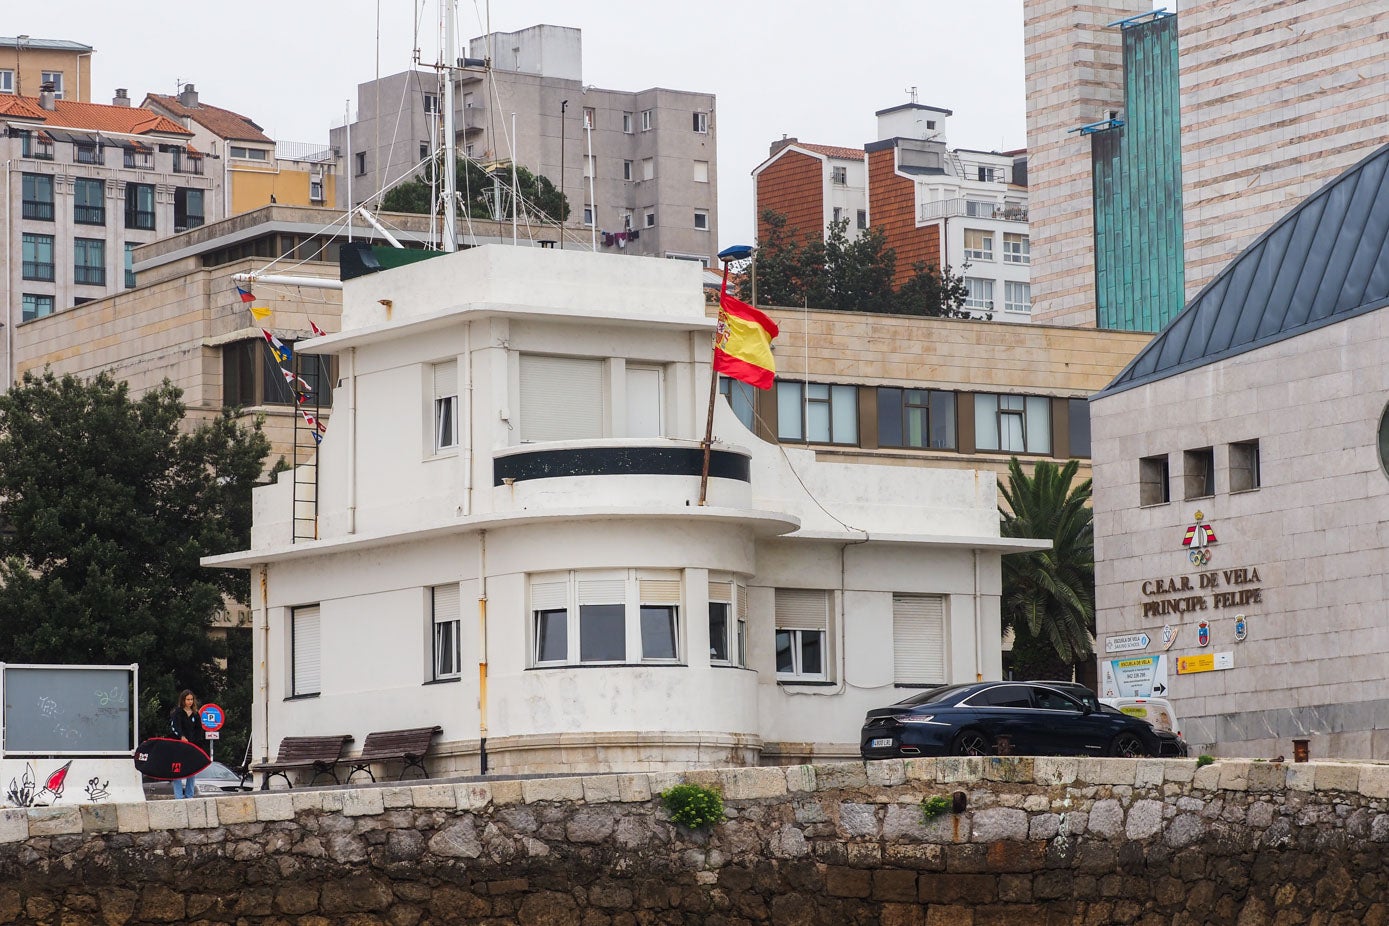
38, 82, 56, 111
178, 82, 198, 108
769, 136, 798, 156
112, 88, 131, 107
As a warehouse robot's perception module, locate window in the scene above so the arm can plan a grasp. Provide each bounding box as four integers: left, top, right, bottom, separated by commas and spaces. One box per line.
626, 365, 664, 438
964, 277, 994, 311
964, 229, 993, 262
1068, 398, 1091, 458
831, 165, 847, 185
290, 605, 321, 697
430, 584, 461, 681
857, 209, 868, 230
124, 145, 151, 169
21, 294, 53, 322
1140, 454, 1171, 506
621, 212, 633, 232
419, 142, 429, 163
777, 381, 858, 445
708, 577, 747, 667
74, 178, 104, 225
974, 394, 1051, 454
22, 232, 54, 281
22, 132, 54, 160
694, 210, 709, 231
423, 93, 439, 114
623, 112, 634, 134
623, 159, 633, 181
640, 109, 652, 131
124, 242, 137, 289
583, 107, 595, 130
775, 589, 829, 682
124, 182, 155, 230
1229, 440, 1261, 492
644, 210, 656, 228
463, 93, 474, 110
530, 571, 682, 667
584, 154, 596, 178
229, 146, 269, 161
0, 69, 11, 94
965, 199, 997, 218
1003, 233, 1030, 264
41, 72, 63, 98
1184, 447, 1215, 499
74, 238, 105, 286
977, 165, 1002, 182
583, 206, 594, 227
693, 160, 709, 183
877, 387, 955, 449
310, 178, 324, 202
222, 339, 337, 408
893, 595, 946, 685
519, 354, 603, 442
174, 188, 205, 230
21, 173, 53, 221
1004, 281, 1031, 314
74, 142, 102, 165
354, 152, 366, 176
833, 206, 844, 224
432, 360, 459, 452
720, 376, 755, 430
642, 158, 654, 181
692, 112, 708, 133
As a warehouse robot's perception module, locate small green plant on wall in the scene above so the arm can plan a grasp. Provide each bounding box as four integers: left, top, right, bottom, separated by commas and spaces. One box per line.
1196, 755, 1214, 768
920, 794, 952, 822
661, 784, 725, 830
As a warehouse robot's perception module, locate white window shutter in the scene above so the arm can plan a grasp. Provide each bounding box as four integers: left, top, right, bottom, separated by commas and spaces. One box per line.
578, 578, 625, 605
432, 584, 460, 624
433, 360, 457, 399
639, 578, 682, 603
893, 595, 946, 684
519, 355, 603, 441
292, 605, 321, 695
530, 580, 568, 611
708, 580, 733, 603
775, 589, 829, 631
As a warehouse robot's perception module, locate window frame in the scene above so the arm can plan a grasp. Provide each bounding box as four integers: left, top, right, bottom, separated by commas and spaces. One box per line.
831, 165, 847, 185
124, 182, 155, 231
640, 109, 653, 131
708, 576, 748, 668
21, 232, 54, 282
877, 386, 955, 450
1004, 280, 1031, 315
430, 584, 463, 682
290, 604, 321, 698
893, 595, 947, 687
1184, 447, 1216, 500
776, 380, 859, 446
623, 112, 634, 134
1229, 440, 1261, 493
174, 187, 205, 231
21, 293, 54, 322
0, 69, 12, 94
775, 588, 831, 683
974, 393, 1051, 455
692, 111, 708, 133
529, 570, 683, 668
1003, 232, 1030, 264
21, 172, 54, 221
964, 276, 994, 311
40, 71, 64, 99
694, 210, 709, 231
73, 177, 105, 225
1140, 454, 1171, 506
623, 159, 633, 181
644, 210, 656, 228
963, 229, 994, 262
73, 237, 106, 287
432, 359, 460, 453
693, 160, 709, 183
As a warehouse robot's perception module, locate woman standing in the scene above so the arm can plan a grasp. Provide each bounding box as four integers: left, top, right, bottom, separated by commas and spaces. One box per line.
169, 689, 209, 799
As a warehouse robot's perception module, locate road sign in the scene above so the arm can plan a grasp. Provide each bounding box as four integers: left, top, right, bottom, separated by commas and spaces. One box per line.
1176, 651, 1233, 674
205, 731, 220, 740
1100, 654, 1168, 699
1106, 633, 1151, 653
199, 702, 225, 732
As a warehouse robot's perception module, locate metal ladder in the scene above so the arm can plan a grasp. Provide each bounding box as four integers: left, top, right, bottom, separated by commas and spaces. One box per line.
291, 357, 326, 543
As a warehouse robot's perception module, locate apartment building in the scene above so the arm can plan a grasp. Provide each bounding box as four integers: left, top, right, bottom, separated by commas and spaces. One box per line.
753, 101, 1032, 322
0, 89, 218, 380
1024, 0, 1389, 329
144, 84, 338, 214
0, 36, 92, 102
331, 24, 718, 265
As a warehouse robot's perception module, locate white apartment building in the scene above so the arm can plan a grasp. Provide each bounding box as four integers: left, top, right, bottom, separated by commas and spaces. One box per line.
206, 246, 1043, 778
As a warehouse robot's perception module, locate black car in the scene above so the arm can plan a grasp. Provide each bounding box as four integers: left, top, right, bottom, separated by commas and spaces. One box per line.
860, 681, 1183, 760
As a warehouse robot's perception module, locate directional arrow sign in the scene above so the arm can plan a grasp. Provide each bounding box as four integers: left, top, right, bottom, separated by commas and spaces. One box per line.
1106, 633, 1151, 653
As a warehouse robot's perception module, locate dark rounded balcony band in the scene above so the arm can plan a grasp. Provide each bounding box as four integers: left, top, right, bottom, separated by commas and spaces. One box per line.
494, 446, 751, 486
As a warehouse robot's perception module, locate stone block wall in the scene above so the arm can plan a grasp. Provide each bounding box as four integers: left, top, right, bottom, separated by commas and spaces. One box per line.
4, 757, 1389, 923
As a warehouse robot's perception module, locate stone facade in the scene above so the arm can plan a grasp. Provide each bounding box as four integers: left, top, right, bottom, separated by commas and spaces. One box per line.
4, 757, 1389, 923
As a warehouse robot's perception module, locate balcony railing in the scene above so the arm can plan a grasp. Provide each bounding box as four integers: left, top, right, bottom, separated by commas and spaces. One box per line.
74, 266, 106, 286
173, 152, 205, 175
124, 150, 153, 170
125, 209, 155, 231
23, 261, 55, 281
23, 139, 54, 160
22, 200, 54, 221
918, 197, 1028, 224
74, 145, 103, 165
75, 204, 105, 225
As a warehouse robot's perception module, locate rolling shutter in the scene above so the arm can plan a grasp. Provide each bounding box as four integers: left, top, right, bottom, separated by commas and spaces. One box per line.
433, 360, 457, 399
578, 578, 625, 605
639, 573, 681, 604
530, 580, 568, 612
775, 588, 829, 631
893, 595, 946, 684
432, 584, 460, 624
291, 605, 321, 696
708, 580, 733, 603
519, 354, 603, 441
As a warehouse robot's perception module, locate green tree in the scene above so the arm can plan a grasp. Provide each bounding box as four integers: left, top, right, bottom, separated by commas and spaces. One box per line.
998, 457, 1095, 680
894, 260, 976, 318
0, 372, 270, 739
383, 156, 569, 225
737, 210, 812, 307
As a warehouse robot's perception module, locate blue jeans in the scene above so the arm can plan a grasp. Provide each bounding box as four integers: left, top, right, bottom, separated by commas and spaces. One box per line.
173, 774, 197, 799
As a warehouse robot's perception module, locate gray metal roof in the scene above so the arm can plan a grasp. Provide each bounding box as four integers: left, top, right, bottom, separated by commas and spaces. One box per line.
0, 37, 93, 52
1097, 141, 1389, 398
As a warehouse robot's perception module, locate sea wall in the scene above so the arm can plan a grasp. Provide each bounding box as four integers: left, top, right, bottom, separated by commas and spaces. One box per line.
3, 756, 1389, 924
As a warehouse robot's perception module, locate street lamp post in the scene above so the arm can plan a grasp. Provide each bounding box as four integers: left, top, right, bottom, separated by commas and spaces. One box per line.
559, 100, 568, 249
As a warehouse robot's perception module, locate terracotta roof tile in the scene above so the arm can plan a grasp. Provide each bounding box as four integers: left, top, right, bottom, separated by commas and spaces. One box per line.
146, 94, 272, 144
0, 96, 191, 137
796, 142, 866, 161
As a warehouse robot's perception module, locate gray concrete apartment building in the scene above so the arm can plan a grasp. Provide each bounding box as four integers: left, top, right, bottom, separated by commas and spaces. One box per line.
331, 25, 719, 266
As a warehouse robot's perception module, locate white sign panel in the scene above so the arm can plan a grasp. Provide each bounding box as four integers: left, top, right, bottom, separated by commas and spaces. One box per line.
1106, 633, 1151, 653
1100, 654, 1169, 698
1, 757, 144, 807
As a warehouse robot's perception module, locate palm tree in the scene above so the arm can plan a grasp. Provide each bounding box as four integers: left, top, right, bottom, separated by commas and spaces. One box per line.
998, 457, 1095, 679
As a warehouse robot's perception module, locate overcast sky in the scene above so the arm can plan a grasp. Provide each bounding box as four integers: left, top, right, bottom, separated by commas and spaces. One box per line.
18, 0, 1028, 245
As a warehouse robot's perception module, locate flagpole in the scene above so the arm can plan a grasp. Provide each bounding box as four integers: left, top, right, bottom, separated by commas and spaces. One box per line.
699, 244, 753, 507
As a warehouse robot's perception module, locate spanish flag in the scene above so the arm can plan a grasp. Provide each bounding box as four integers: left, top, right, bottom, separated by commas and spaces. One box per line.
714, 292, 778, 389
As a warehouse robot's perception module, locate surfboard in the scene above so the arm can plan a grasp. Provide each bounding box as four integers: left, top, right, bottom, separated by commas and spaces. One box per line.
133, 737, 211, 780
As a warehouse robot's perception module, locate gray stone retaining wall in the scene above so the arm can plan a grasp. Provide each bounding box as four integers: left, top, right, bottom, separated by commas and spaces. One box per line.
3, 757, 1389, 924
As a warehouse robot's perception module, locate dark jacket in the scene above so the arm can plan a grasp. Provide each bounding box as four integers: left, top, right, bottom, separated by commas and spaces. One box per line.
170, 706, 209, 755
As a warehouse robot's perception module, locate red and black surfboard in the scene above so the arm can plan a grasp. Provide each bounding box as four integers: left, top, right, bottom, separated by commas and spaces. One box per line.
133, 737, 212, 780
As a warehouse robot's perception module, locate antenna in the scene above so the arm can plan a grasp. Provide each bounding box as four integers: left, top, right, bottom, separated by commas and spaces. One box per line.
905, 85, 918, 104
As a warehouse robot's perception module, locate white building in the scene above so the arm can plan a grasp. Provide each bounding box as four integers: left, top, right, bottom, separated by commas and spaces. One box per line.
207, 246, 1042, 777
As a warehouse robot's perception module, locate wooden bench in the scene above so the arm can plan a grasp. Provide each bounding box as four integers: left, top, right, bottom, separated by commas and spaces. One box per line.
345, 726, 443, 783
255, 734, 353, 790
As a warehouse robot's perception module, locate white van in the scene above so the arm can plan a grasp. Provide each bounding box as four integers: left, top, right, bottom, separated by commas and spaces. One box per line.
1102, 696, 1180, 739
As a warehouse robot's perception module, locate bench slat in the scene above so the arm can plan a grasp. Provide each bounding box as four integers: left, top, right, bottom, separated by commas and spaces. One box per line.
346, 726, 443, 783
254, 734, 353, 789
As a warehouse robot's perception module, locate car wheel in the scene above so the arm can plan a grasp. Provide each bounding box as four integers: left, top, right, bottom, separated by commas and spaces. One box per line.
951, 729, 993, 757
1110, 732, 1148, 758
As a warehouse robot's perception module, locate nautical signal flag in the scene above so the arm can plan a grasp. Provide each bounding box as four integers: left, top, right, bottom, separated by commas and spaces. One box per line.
713, 292, 778, 389
310, 321, 327, 337
280, 368, 312, 392
249, 306, 272, 321
261, 329, 292, 365
236, 286, 255, 303
300, 409, 327, 433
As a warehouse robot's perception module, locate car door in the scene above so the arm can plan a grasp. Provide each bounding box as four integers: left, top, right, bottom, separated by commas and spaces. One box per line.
970, 684, 1041, 753
1030, 685, 1113, 755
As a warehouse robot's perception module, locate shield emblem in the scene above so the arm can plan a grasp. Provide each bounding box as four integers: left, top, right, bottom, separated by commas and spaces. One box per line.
1197, 620, 1210, 647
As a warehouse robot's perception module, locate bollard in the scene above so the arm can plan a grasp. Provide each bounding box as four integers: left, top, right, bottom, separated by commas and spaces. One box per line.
1292, 738, 1310, 763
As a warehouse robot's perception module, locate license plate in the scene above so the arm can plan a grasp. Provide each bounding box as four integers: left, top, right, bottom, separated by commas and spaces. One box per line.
869, 737, 894, 748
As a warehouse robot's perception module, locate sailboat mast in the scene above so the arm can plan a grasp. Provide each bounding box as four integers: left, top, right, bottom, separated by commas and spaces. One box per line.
441, 0, 458, 253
